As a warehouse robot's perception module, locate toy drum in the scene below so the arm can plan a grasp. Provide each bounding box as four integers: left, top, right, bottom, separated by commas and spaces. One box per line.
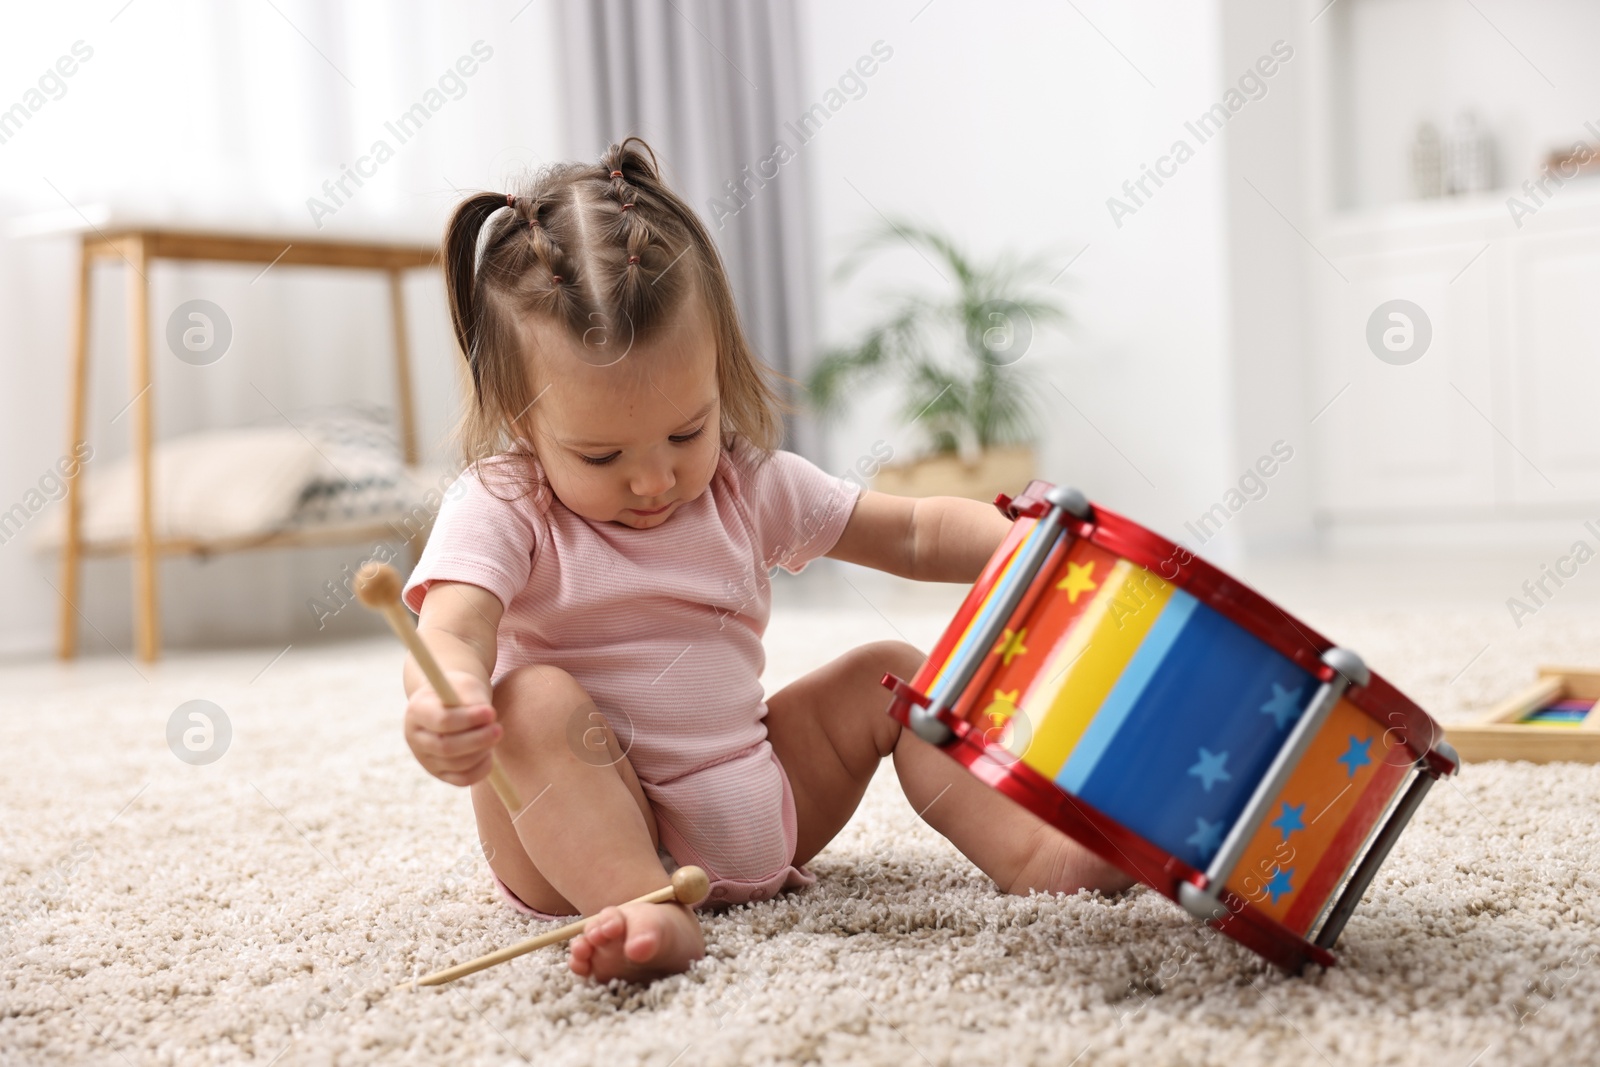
881, 482, 1458, 972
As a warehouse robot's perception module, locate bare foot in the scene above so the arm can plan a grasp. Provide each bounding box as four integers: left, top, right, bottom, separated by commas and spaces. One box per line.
1006, 824, 1136, 897
569, 900, 705, 983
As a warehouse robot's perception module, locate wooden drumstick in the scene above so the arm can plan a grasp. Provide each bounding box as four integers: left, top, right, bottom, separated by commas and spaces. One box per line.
353, 562, 523, 816
394, 866, 712, 989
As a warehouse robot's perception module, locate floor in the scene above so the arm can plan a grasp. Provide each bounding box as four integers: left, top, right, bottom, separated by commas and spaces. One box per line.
3, 551, 1599, 1065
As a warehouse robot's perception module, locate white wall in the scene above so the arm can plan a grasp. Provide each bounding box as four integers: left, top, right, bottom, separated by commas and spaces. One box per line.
1217, 0, 1319, 555
797, 0, 1242, 554
0, 1, 566, 658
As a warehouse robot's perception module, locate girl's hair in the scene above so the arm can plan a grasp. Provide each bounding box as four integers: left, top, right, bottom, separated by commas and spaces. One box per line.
441, 137, 788, 479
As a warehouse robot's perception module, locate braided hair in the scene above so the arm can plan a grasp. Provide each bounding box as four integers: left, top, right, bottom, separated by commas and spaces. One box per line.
442, 137, 787, 490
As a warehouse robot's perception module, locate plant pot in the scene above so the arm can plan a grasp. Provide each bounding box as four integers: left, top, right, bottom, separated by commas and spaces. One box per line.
871, 445, 1036, 502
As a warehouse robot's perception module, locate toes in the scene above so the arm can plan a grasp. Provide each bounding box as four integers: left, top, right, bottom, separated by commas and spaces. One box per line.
585, 908, 622, 945
564, 902, 704, 983
623, 926, 660, 963
569, 941, 592, 977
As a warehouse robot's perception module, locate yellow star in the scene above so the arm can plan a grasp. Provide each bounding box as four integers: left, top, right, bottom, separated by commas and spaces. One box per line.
993, 628, 1029, 666
1057, 560, 1098, 603
983, 688, 1021, 727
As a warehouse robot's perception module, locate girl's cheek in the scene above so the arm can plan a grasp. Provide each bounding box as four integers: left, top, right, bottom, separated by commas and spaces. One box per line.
697, 441, 720, 482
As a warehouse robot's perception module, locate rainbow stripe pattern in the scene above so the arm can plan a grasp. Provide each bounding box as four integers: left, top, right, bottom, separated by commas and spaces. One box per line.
1518, 698, 1595, 726
930, 531, 1410, 934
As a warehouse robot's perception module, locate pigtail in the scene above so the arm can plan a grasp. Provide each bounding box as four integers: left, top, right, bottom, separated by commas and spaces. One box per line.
442, 191, 513, 398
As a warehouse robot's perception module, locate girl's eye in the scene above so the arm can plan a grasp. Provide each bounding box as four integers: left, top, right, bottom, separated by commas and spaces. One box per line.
578, 426, 702, 465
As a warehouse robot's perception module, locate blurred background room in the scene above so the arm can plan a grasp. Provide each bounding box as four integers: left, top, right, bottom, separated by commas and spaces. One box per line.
4, 0, 1600, 672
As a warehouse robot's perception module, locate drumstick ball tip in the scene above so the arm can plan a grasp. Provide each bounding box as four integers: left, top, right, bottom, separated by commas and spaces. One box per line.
354, 561, 403, 608
671, 865, 711, 907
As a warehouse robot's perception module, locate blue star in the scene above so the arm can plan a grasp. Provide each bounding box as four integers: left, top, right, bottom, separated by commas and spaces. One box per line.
1188, 748, 1232, 792
1337, 735, 1373, 778
1266, 867, 1296, 904
1186, 817, 1225, 862
1271, 802, 1307, 841
1259, 683, 1304, 730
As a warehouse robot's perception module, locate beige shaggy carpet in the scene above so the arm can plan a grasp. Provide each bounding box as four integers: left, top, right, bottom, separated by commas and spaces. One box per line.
4, 597, 1600, 1066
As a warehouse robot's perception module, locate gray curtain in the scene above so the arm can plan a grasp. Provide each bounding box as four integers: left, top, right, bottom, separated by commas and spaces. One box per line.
554, 0, 820, 457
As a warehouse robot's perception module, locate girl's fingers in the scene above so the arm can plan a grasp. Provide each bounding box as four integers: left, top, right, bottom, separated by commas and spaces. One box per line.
412, 721, 501, 760
434, 721, 503, 758
430, 745, 491, 770
439, 754, 494, 787
411, 700, 497, 736
431, 744, 500, 773
404, 675, 498, 786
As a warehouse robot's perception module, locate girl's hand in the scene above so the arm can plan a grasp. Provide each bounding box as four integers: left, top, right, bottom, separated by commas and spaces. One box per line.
404, 670, 502, 787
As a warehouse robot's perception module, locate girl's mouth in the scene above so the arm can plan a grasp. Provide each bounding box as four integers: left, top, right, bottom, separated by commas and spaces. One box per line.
629, 502, 673, 516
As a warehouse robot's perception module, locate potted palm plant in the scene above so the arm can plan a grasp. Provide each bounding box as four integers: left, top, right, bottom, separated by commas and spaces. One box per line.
806, 220, 1066, 501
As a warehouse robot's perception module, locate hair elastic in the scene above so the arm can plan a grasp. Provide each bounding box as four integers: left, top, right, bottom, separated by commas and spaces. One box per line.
550, 274, 565, 284
620, 202, 634, 211
506, 193, 516, 208
610, 169, 623, 178
627, 255, 640, 264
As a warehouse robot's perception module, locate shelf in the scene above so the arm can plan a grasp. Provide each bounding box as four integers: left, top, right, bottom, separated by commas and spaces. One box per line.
83, 229, 439, 271
69, 519, 426, 560
1324, 181, 1600, 235
55, 223, 441, 660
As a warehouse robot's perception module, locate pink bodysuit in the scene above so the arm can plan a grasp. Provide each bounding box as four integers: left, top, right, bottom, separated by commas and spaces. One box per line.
402, 436, 862, 917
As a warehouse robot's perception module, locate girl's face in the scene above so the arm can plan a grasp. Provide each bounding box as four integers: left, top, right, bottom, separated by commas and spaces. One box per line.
525, 297, 722, 530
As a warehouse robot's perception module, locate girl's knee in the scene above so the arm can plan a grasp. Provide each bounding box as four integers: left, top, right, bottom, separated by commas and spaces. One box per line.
493, 666, 632, 772
848, 639, 925, 683
843, 640, 922, 757
493, 664, 592, 740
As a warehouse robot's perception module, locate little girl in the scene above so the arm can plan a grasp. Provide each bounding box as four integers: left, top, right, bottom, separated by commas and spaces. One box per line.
400, 137, 1129, 985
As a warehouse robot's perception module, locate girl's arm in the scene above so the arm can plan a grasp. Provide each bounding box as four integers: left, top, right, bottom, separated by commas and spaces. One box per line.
409, 579, 504, 696
404, 580, 506, 787
827, 490, 1012, 584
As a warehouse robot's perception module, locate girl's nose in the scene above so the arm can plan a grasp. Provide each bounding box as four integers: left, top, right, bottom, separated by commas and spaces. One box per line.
630, 454, 676, 499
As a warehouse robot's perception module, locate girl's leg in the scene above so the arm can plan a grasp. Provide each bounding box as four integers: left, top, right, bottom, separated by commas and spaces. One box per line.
471, 664, 702, 982
764, 641, 1131, 896
762, 641, 914, 866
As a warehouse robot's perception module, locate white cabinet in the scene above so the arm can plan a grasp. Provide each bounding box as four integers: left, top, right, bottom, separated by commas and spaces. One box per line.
1311, 237, 1496, 514
1506, 229, 1600, 506
1310, 190, 1600, 521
